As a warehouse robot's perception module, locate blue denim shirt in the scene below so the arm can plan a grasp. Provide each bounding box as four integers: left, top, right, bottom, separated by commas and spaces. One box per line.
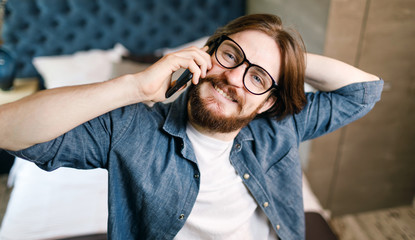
11, 80, 383, 239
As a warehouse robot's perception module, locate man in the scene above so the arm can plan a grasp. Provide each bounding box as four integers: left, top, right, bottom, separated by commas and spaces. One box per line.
0, 14, 383, 239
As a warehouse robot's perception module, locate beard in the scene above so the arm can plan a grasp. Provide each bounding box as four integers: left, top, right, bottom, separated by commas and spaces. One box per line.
187, 76, 262, 133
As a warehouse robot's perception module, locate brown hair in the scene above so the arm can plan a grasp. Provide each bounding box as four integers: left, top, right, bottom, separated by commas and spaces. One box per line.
205, 14, 307, 120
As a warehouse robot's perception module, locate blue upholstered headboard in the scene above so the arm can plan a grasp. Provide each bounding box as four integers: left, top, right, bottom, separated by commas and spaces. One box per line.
2, 0, 245, 79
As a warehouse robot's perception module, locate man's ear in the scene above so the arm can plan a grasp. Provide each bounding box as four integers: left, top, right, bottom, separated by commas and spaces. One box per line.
257, 95, 277, 114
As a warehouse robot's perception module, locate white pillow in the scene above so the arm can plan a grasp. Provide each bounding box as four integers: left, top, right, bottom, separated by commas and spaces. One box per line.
33, 43, 128, 89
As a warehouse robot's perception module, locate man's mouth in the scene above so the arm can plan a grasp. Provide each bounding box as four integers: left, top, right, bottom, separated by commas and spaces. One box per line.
214, 84, 237, 103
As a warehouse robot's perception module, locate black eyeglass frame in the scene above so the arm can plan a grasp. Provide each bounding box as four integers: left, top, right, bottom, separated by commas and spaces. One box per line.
212, 35, 278, 95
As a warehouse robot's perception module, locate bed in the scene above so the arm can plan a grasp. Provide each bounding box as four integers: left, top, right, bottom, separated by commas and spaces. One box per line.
0, 0, 337, 239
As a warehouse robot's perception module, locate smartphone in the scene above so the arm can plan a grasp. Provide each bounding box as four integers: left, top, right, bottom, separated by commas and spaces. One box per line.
165, 46, 215, 98
165, 69, 193, 98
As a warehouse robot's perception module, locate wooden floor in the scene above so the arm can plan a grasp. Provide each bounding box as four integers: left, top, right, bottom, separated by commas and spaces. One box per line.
0, 174, 414, 239
331, 205, 415, 240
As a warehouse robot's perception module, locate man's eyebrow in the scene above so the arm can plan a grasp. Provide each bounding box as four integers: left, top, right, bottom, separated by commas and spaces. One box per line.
225, 41, 244, 57
254, 66, 267, 75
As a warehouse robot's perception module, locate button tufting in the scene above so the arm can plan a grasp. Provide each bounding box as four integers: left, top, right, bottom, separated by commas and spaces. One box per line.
50, 19, 59, 28
36, 35, 47, 44
196, 0, 207, 8
145, 2, 155, 11
131, 14, 142, 24
18, 21, 30, 31
29, 6, 41, 17
54, 47, 63, 55
121, 29, 131, 38
61, 6, 70, 15
95, 31, 104, 40
3, 0, 246, 79
89, 3, 100, 14
25, 49, 36, 57
65, 33, 75, 42
76, 18, 87, 28
104, 15, 115, 26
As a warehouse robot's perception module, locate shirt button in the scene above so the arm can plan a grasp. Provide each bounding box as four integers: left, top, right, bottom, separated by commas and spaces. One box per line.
235, 143, 241, 149
179, 214, 185, 220
243, 173, 250, 180
263, 202, 269, 208
194, 174, 200, 179
276, 224, 280, 230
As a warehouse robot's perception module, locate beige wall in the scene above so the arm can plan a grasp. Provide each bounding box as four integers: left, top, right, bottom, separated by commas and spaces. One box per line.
306, 0, 415, 216
247, 0, 331, 54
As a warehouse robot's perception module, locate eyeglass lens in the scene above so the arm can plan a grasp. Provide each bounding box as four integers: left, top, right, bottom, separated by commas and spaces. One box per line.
215, 39, 274, 95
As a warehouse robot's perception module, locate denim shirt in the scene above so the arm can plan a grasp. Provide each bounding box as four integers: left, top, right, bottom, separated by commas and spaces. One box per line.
10, 80, 383, 240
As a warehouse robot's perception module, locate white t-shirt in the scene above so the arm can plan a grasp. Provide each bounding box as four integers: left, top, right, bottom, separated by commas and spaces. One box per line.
174, 123, 277, 239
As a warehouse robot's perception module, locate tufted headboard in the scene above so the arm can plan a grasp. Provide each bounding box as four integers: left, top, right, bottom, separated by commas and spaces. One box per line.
1, 0, 245, 79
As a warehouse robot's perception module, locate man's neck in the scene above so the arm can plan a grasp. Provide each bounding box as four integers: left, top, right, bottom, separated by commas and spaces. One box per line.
188, 120, 240, 142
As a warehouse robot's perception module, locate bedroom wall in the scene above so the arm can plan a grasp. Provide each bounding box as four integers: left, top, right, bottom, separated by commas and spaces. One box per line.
305, 0, 415, 216
247, 0, 331, 55
248, 0, 415, 216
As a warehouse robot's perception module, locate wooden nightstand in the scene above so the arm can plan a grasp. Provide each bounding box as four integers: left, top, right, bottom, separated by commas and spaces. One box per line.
0, 78, 38, 105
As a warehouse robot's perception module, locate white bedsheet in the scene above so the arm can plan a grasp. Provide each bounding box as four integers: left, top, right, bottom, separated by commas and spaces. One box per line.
0, 159, 108, 240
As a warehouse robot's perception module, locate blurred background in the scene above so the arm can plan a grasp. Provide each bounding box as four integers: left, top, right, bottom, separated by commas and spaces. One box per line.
0, 0, 414, 239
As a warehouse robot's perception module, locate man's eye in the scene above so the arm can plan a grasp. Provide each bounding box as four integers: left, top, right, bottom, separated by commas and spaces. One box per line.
251, 75, 265, 86
224, 51, 237, 62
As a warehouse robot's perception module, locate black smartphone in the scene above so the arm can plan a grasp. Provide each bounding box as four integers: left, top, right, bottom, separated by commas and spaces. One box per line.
165, 45, 215, 98
165, 69, 193, 98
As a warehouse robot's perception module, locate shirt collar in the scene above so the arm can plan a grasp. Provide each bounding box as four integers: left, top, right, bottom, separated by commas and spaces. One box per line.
162, 90, 190, 139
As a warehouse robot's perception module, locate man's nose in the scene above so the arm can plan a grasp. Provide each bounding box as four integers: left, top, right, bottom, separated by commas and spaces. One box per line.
224, 64, 247, 88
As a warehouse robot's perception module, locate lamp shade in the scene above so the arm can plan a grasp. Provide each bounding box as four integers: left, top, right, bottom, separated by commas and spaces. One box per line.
0, 47, 16, 91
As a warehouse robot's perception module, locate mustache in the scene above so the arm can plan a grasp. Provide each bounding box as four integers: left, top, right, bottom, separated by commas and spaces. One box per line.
200, 76, 242, 104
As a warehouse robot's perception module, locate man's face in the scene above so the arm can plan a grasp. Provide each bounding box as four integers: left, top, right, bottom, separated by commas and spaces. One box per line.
188, 30, 281, 133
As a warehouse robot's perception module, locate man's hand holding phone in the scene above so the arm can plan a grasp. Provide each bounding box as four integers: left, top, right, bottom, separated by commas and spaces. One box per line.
133, 46, 212, 103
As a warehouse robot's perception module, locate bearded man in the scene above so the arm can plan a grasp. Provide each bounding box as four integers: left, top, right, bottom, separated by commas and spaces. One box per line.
0, 14, 383, 239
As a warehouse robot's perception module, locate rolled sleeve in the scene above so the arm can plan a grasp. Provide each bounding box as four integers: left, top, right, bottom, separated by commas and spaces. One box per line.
7, 104, 138, 171
8, 120, 110, 171
296, 79, 384, 141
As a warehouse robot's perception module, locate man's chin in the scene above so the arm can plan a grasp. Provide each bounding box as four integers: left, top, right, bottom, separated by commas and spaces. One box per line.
188, 76, 258, 133
203, 97, 231, 117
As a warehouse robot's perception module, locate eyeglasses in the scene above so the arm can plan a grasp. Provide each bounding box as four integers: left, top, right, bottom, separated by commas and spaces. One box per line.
214, 35, 277, 95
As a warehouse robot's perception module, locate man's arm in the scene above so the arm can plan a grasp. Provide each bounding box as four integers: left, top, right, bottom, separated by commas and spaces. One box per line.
296, 53, 383, 142
305, 53, 380, 91
0, 46, 212, 151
